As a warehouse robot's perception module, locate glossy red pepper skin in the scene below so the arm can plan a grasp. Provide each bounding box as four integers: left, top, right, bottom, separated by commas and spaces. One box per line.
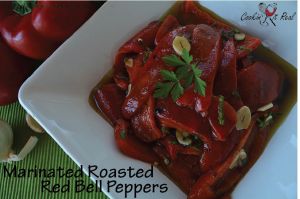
1, 14, 62, 60
113, 21, 161, 90
214, 39, 237, 98
237, 61, 283, 111
208, 96, 237, 141
114, 119, 158, 164
177, 24, 222, 114
155, 15, 180, 45
0, 1, 97, 60
156, 97, 212, 143
122, 25, 195, 119
93, 84, 125, 126
31, 1, 95, 41
131, 97, 164, 142
0, 37, 36, 105
0, 2, 12, 24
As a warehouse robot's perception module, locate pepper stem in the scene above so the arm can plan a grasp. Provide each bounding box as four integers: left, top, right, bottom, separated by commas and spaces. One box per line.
12, 0, 37, 16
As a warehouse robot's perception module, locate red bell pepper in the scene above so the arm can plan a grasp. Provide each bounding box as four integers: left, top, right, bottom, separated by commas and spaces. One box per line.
0, 37, 36, 105
31, 1, 95, 41
0, 1, 97, 60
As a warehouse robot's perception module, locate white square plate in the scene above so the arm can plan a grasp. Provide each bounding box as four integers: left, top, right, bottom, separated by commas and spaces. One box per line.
19, 1, 297, 199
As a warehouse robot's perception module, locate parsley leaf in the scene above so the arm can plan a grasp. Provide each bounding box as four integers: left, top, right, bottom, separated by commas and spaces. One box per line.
154, 47, 207, 101
160, 70, 178, 82
162, 55, 186, 67
218, 95, 225, 125
120, 130, 126, 139
153, 82, 174, 99
171, 82, 184, 101
181, 48, 193, 64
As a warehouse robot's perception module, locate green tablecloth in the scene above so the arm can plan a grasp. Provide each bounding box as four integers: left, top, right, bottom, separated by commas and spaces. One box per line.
0, 103, 109, 199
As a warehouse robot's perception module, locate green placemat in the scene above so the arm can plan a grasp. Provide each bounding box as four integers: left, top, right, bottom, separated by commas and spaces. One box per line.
0, 103, 109, 199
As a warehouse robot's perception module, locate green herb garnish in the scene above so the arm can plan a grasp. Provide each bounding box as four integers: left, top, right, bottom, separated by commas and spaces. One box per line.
218, 95, 225, 125
237, 46, 252, 52
154, 48, 206, 101
120, 130, 126, 139
257, 113, 275, 128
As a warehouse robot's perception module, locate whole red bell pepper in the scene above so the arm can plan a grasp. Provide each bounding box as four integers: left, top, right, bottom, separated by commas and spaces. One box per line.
0, 1, 97, 60
0, 37, 36, 105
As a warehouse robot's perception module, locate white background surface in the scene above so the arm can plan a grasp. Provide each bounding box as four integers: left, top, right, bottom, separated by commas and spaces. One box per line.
19, 1, 297, 199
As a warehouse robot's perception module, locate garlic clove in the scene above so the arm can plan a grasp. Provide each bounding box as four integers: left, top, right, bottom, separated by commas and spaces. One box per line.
257, 103, 273, 112
0, 119, 13, 162
26, 113, 44, 133
172, 36, 191, 55
230, 149, 247, 169
236, 106, 251, 130
8, 136, 39, 161
234, 33, 246, 41
124, 58, 133, 68
176, 130, 192, 146
126, 84, 132, 97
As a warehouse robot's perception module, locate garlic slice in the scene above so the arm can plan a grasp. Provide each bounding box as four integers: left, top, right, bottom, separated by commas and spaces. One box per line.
26, 113, 44, 133
8, 136, 39, 161
126, 84, 132, 97
124, 58, 133, 68
176, 130, 192, 146
234, 33, 246, 41
172, 36, 191, 55
236, 106, 251, 130
257, 103, 273, 112
230, 149, 247, 169
0, 120, 13, 162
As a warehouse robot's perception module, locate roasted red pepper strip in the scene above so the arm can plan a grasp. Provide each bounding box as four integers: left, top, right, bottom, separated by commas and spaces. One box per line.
31, 1, 95, 41
158, 135, 202, 160
180, 1, 230, 30
180, 1, 261, 59
208, 97, 237, 141
177, 24, 222, 114
114, 119, 158, 164
113, 21, 161, 90
208, 96, 237, 141
200, 130, 239, 172
188, 121, 255, 199
156, 97, 212, 144
0, 37, 36, 105
131, 97, 164, 142
153, 144, 199, 193
122, 25, 196, 119
1, 14, 61, 60
237, 61, 283, 111
93, 84, 125, 126
155, 15, 180, 45
214, 39, 237, 98
236, 35, 261, 59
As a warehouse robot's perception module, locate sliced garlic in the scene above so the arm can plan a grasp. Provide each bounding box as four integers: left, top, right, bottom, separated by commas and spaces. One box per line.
124, 58, 133, 68
176, 130, 192, 146
230, 149, 247, 169
126, 84, 132, 97
234, 33, 246, 41
257, 103, 273, 112
236, 106, 251, 130
172, 36, 191, 55
26, 114, 44, 133
163, 157, 170, 165
0, 120, 13, 162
